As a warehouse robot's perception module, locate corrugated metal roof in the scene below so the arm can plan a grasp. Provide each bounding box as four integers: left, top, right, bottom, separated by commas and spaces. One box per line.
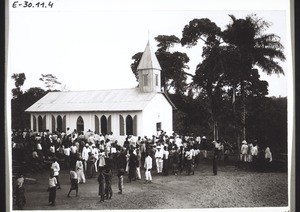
137, 41, 161, 70
25, 88, 159, 112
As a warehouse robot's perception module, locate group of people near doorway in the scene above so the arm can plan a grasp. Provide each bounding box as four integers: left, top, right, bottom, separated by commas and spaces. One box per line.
12, 128, 273, 207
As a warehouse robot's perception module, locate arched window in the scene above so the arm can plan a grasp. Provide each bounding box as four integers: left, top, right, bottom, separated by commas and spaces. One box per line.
126, 115, 133, 136
100, 115, 107, 135
33, 115, 37, 132
38, 115, 43, 132
52, 115, 56, 132
95, 115, 99, 134
119, 115, 124, 136
77, 116, 84, 134
43, 115, 46, 131
57, 115, 63, 132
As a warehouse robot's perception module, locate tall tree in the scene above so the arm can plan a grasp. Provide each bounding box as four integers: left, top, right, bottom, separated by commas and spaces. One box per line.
222, 14, 286, 140
181, 18, 226, 140
11, 73, 26, 99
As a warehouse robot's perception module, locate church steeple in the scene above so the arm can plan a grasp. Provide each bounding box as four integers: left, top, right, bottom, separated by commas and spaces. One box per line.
137, 41, 161, 93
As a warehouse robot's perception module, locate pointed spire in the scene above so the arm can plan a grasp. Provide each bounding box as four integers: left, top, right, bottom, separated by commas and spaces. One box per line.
137, 40, 161, 71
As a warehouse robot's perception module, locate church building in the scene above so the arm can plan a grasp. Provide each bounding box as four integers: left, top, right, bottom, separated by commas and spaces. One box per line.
25, 41, 176, 142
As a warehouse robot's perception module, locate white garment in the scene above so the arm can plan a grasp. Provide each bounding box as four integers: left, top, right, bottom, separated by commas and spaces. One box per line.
144, 156, 152, 181
76, 160, 86, 183
251, 145, 258, 156
265, 147, 272, 162
70, 145, 77, 154
51, 162, 60, 176
63, 147, 71, 156
49, 177, 57, 188
82, 147, 91, 161
144, 156, 152, 170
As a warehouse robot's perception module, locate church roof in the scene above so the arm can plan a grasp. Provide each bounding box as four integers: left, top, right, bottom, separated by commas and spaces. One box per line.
137, 41, 161, 70
25, 88, 173, 112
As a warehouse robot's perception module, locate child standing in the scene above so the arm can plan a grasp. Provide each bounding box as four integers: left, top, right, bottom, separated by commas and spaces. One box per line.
144, 152, 152, 183
67, 168, 79, 197
117, 168, 124, 194
104, 168, 113, 199
48, 172, 57, 206
97, 170, 105, 202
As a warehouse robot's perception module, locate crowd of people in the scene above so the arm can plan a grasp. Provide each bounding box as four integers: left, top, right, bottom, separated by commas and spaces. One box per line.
12, 128, 273, 207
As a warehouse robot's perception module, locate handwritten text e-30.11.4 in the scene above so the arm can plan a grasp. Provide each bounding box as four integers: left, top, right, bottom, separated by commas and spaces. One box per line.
12, 1, 54, 8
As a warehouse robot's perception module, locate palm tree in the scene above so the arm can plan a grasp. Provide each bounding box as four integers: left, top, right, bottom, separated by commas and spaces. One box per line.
222, 14, 286, 142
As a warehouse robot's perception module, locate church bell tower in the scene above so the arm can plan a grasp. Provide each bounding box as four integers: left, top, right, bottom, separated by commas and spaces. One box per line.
137, 41, 162, 93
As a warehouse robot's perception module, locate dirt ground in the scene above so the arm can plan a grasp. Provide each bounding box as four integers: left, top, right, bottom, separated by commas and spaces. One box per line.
12, 160, 288, 210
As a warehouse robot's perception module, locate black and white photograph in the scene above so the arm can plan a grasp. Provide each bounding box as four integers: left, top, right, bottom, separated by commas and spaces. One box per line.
6, 0, 294, 211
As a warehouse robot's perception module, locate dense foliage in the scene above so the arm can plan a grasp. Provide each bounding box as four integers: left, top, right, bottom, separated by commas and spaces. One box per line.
131, 14, 287, 155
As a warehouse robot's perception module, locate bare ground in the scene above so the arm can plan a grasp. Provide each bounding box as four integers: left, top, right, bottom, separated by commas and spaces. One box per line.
13, 161, 288, 210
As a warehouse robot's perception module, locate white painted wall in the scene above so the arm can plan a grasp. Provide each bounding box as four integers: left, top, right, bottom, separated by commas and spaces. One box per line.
142, 93, 173, 137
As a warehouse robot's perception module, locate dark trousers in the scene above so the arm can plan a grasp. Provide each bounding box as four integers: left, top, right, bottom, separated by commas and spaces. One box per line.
213, 157, 218, 175
65, 155, 70, 169
54, 176, 60, 188
105, 183, 113, 199
48, 187, 56, 204
163, 159, 169, 175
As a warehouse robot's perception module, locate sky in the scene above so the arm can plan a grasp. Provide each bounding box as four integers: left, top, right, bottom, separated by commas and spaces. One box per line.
7, 0, 292, 97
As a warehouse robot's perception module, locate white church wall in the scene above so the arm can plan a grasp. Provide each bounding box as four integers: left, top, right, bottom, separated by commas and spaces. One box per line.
142, 94, 173, 137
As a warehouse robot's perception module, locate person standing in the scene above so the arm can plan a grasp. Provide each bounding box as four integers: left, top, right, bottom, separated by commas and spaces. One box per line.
128, 149, 137, 182
144, 152, 153, 183
48, 172, 57, 206
117, 168, 124, 194
15, 173, 26, 209
70, 143, 78, 169
265, 146, 272, 162
185, 147, 193, 175
75, 155, 86, 184
82, 143, 91, 172
104, 168, 113, 199
92, 145, 99, 173
162, 146, 169, 176
97, 170, 106, 202
86, 152, 96, 178
51, 158, 61, 189
67, 168, 79, 197
63, 145, 71, 169
169, 146, 179, 175
241, 140, 248, 162
155, 145, 164, 174
213, 149, 218, 175
136, 148, 142, 180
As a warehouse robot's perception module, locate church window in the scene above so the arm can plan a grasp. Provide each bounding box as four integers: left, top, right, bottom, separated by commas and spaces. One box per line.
76, 116, 84, 134
126, 115, 133, 136
143, 74, 148, 86
100, 115, 107, 135
156, 122, 161, 131
38, 115, 46, 132
33, 115, 37, 132
57, 115, 63, 132
155, 74, 158, 86
119, 115, 125, 136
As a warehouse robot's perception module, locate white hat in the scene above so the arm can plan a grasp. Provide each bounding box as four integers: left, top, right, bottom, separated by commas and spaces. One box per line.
242, 140, 247, 144
202, 136, 206, 139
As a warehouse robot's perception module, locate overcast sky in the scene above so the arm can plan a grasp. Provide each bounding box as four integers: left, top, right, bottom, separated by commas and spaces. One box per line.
7, 0, 292, 97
